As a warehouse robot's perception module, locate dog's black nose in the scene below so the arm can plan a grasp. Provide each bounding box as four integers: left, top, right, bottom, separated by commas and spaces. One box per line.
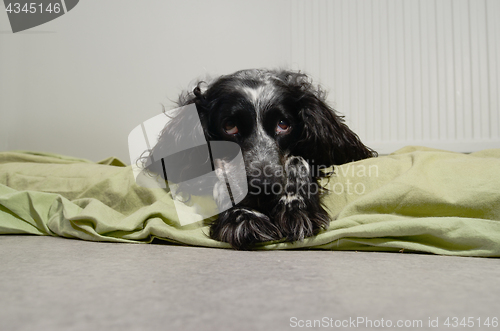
248, 177, 271, 194
247, 163, 284, 195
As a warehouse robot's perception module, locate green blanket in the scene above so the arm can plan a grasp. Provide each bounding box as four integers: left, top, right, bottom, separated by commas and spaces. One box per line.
1, 147, 499, 256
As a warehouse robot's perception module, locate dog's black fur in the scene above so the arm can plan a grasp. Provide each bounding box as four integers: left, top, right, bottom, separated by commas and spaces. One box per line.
146, 69, 376, 249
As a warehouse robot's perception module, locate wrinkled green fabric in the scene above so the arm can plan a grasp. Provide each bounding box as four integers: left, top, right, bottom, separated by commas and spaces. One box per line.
1, 147, 499, 256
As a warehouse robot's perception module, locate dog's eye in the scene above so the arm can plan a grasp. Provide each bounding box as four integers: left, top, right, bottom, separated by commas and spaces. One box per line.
276, 119, 290, 134
223, 121, 239, 135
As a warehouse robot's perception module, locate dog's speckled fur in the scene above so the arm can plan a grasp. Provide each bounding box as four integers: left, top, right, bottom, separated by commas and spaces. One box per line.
147, 69, 376, 249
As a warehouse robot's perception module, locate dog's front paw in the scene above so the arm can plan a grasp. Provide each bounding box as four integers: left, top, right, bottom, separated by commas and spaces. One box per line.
273, 191, 330, 242
273, 156, 331, 242
210, 208, 283, 250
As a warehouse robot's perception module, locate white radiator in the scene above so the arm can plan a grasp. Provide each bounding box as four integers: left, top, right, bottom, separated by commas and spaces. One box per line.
290, 0, 500, 153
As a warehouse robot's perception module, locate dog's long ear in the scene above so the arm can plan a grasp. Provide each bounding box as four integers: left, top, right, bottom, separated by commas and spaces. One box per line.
142, 82, 212, 189
281, 72, 376, 166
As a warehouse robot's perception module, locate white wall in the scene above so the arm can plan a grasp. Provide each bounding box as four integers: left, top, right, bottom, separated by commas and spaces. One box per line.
1, 0, 499, 162
0, 0, 290, 162
291, 0, 500, 154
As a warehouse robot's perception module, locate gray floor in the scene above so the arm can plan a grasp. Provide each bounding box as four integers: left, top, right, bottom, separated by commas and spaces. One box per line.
1, 236, 499, 331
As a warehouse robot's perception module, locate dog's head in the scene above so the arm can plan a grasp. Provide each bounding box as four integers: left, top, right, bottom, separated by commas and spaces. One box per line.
147, 69, 375, 196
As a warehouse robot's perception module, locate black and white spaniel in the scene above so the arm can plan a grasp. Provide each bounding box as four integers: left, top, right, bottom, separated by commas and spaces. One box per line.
145, 69, 376, 249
